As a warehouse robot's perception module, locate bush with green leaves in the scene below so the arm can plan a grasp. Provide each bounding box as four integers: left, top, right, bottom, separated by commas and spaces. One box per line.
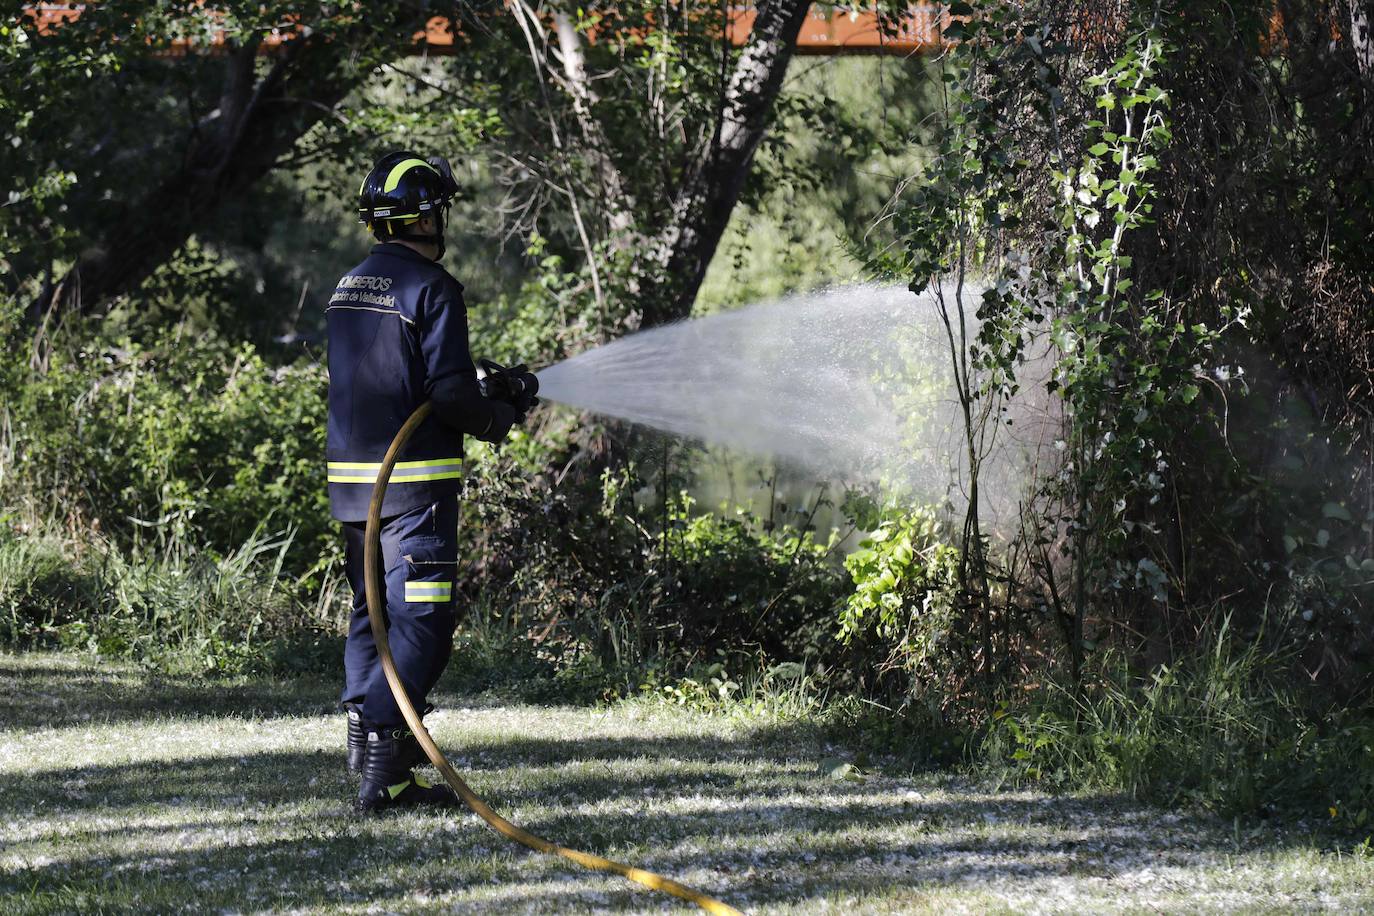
462, 457, 851, 680
838, 506, 968, 714
854, 0, 1374, 716
664, 492, 850, 660
1, 311, 334, 583
0, 527, 101, 647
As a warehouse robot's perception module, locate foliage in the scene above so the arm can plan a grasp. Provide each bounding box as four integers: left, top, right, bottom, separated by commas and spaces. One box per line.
695, 56, 940, 312
3, 0, 1373, 842
0, 521, 341, 676
667, 492, 849, 657
462, 459, 851, 678
636, 654, 840, 723
466, 231, 605, 371
0, 527, 101, 648
985, 618, 1374, 827
839, 507, 969, 715
2, 2, 441, 311
417, 0, 851, 330
862, 0, 1374, 723
0, 306, 334, 582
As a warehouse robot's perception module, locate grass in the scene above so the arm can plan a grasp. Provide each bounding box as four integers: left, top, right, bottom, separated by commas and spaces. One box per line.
0, 526, 340, 676
982, 624, 1374, 826
2, 651, 1372, 914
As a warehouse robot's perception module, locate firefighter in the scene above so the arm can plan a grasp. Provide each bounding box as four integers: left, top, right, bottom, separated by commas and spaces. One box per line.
328, 151, 537, 814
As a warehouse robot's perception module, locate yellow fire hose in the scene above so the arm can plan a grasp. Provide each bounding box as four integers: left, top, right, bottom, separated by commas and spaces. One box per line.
363, 402, 744, 915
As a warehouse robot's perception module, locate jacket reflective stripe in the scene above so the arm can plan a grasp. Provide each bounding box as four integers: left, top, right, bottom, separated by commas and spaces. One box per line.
327, 458, 462, 484
405, 580, 452, 603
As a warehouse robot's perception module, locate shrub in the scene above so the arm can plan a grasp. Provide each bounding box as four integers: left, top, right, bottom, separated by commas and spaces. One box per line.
0, 526, 103, 646
1, 320, 335, 583
637, 653, 840, 723
984, 617, 1374, 825
0, 520, 342, 676
664, 492, 851, 661
463, 460, 851, 678
839, 506, 968, 713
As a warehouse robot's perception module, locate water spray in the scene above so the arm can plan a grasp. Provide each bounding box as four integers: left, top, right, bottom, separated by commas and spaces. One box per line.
534, 283, 1056, 520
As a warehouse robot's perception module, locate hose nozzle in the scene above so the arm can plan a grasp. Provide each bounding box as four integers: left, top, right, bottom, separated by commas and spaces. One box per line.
478, 358, 540, 413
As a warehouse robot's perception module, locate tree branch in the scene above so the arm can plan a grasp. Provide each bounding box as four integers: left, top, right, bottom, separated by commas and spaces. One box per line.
28, 8, 431, 322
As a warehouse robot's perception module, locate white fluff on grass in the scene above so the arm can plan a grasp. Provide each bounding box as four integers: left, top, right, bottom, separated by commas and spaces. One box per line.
0, 652, 1370, 914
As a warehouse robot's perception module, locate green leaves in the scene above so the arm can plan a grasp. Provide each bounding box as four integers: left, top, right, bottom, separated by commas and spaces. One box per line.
3, 2, 434, 300
0, 322, 333, 581
840, 505, 960, 693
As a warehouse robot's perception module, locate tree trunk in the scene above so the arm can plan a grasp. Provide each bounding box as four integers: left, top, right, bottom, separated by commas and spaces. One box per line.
642, 0, 813, 327
499, 0, 808, 330
550, 11, 636, 237
1353, 2, 1374, 86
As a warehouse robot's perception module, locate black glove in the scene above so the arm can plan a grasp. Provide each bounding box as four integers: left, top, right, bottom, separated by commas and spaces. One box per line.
474, 397, 518, 442
430, 372, 515, 440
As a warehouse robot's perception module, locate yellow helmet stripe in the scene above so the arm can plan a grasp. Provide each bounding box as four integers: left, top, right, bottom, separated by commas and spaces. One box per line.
383, 158, 437, 193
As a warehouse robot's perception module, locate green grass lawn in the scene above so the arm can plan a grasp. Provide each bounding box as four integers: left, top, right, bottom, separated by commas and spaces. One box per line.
1, 651, 1370, 914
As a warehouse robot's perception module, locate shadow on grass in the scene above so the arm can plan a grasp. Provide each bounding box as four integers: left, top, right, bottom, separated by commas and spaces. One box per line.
0, 653, 1332, 914
0, 653, 340, 730
0, 742, 1213, 914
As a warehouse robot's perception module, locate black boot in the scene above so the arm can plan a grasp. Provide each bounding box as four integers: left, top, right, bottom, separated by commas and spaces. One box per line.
354, 724, 458, 815
344, 703, 366, 776
345, 702, 433, 776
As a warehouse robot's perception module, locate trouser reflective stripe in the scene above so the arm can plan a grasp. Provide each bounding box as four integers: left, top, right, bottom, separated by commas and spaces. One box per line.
404, 580, 452, 603
327, 458, 462, 484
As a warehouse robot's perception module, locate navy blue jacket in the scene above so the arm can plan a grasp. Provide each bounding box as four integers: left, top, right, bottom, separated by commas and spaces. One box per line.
325, 243, 514, 522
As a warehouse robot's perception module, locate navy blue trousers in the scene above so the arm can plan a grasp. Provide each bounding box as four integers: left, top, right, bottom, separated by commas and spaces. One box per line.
340, 496, 460, 728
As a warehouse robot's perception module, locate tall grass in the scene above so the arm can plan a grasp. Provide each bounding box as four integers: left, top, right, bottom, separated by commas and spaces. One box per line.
0, 521, 346, 675
632, 656, 845, 725
983, 617, 1374, 827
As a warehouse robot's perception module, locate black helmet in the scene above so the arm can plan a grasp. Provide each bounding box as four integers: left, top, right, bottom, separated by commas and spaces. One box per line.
357, 151, 459, 255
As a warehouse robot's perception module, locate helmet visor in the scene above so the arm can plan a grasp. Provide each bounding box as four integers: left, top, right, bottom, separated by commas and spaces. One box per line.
426, 156, 460, 198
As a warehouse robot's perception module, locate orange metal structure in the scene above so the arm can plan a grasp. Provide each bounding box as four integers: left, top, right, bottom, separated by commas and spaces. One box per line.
716, 5, 944, 55
22, 4, 945, 56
